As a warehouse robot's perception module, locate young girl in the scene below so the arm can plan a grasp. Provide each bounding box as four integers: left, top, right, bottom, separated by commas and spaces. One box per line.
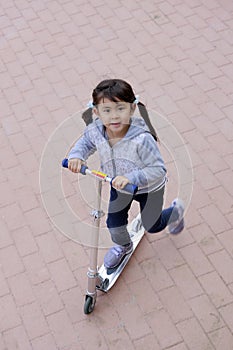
68, 79, 184, 269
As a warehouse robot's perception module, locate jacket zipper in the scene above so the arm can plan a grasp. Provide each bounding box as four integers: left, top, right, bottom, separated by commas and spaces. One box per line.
110, 147, 117, 177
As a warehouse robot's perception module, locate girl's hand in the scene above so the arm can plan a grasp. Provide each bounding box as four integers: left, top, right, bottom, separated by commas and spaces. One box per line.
112, 176, 129, 190
68, 158, 83, 173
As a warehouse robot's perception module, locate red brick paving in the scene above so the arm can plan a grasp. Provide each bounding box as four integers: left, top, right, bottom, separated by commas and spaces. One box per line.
1, 0, 233, 349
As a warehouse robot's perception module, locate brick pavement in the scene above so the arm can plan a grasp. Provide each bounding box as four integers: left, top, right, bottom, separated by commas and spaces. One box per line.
1, 0, 233, 349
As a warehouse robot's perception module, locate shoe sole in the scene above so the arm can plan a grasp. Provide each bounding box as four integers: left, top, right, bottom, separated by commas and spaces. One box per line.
169, 218, 184, 234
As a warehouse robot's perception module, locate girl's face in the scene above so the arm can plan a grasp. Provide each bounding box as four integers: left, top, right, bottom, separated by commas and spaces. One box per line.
94, 98, 135, 138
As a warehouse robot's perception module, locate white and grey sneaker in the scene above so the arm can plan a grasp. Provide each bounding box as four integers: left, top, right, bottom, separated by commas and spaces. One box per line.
104, 241, 133, 269
168, 198, 185, 234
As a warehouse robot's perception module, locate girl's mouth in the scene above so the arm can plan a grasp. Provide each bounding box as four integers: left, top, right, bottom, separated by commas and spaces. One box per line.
110, 122, 121, 127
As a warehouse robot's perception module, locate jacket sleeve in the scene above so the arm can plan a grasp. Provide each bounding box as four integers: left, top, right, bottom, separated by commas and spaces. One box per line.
68, 127, 97, 161
125, 133, 167, 188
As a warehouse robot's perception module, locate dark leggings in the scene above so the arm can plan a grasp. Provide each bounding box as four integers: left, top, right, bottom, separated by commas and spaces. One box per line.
106, 186, 178, 245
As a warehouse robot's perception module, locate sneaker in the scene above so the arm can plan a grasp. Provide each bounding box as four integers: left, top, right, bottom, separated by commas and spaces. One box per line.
168, 198, 185, 234
131, 214, 142, 232
104, 241, 133, 269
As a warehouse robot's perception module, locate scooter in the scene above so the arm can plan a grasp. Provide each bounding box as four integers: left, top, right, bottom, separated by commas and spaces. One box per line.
62, 159, 145, 314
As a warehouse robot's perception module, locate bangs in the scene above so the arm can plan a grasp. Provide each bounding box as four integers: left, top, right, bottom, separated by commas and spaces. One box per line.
95, 91, 122, 105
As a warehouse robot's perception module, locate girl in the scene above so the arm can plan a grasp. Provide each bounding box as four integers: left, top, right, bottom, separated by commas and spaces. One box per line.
68, 79, 184, 269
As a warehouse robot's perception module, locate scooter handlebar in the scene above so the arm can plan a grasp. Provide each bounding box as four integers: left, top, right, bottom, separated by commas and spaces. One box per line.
62, 158, 138, 194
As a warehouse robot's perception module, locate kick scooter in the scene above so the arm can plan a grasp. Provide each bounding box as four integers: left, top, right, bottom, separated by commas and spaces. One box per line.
62, 158, 145, 314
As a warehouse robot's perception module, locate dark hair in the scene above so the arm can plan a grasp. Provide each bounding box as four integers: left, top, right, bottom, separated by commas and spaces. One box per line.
82, 79, 158, 142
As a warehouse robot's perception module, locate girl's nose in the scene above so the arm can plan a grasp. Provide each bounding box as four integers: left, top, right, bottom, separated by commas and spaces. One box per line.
110, 111, 119, 118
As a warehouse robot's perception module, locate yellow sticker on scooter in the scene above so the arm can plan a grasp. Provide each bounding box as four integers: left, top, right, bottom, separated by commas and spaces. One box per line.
91, 170, 107, 179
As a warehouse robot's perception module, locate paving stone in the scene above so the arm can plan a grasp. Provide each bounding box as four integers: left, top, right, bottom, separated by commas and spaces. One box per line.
208, 250, 233, 284
134, 236, 157, 263
120, 257, 145, 285
167, 343, 189, 350
215, 168, 233, 197
188, 294, 225, 332
199, 204, 231, 235
208, 187, 233, 215
16, 187, 39, 212
30, 334, 58, 350
23, 252, 50, 285
36, 232, 63, 263
3, 325, 32, 350
33, 280, 63, 316
77, 319, 120, 350
227, 212, 233, 227
218, 229, 233, 258
183, 129, 210, 152
207, 88, 232, 109
99, 325, 134, 350
11, 226, 38, 257
177, 318, 214, 350
180, 243, 214, 277
140, 257, 174, 291
133, 333, 161, 350
170, 264, 203, 299
106, 276, 132, 308
209, 327, 233, 350
0, 268, 9, 297
117, 301, 151, 340
129, 277, 163, 314
0, 294, 21, 331
207, 132, 233, 157
146, 309, 182, 348
194, 164, 220, 191
20, 301, 49, 339
219, 303, 233, 333
0, 244, 25, 277
0, 219, 13, 248
1, 203, 25, 231
60, 286, 86, 324
61, 239, 88, 270
8, 272, 35, 306
189, 222, 222, 255
48, 258, 77, 292
25, 207, 52, 236
152, 236, 185, 270
159, 285, 193, 323
199, 271, 233, 308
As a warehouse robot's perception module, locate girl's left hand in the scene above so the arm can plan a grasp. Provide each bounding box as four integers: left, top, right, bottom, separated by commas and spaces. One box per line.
112, 176, 130, 190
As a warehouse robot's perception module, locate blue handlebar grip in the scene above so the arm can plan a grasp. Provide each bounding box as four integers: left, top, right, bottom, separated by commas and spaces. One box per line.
80, 164, 88, 175
110, 179, 138, 195
62, 158, 68, 168
123, 183, 138, 195
61, 158, 88, 175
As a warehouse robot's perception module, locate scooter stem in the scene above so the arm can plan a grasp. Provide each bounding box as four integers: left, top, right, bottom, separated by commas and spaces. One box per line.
86, 180, 103, 298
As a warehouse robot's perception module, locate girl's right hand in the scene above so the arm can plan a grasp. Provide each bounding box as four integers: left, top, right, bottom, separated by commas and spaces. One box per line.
68, 158, 83, 173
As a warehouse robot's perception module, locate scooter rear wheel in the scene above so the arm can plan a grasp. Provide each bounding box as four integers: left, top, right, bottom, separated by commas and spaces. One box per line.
84, 295, 95, 314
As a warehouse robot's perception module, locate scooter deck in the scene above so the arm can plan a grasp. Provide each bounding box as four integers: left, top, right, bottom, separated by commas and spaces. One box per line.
96, 214, 144, 292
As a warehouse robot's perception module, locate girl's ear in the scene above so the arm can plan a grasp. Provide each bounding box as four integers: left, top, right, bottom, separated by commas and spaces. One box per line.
93, 107, 99, 116
130, 103, 136, 115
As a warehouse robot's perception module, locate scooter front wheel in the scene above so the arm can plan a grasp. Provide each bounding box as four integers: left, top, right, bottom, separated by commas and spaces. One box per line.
84, 295, 96, 314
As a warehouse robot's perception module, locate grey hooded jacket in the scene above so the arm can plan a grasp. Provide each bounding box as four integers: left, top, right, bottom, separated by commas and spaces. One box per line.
68, 116, 167, 194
